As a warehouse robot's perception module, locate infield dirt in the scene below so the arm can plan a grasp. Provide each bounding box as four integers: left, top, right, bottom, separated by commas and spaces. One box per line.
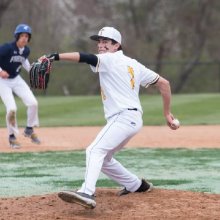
0, 126, 220, 219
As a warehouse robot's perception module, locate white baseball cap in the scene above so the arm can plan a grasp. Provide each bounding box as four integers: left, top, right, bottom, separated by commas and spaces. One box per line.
90, 27, 122, 44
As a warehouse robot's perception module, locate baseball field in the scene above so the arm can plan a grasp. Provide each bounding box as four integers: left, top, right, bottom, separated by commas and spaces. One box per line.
0, 94, 220, 219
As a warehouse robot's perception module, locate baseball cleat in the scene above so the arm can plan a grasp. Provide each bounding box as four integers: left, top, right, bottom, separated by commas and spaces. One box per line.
24, 127, 41, 144
9, 136, 21, 149
117, 179, 153, 196
58, 190, 96, 209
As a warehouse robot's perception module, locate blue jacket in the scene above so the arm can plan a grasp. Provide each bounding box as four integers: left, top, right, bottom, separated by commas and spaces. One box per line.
0, 41, 30, 78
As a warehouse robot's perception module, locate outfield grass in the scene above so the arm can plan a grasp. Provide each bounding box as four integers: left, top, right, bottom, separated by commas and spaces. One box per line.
0, 94, 219, 198
0, 93, 219, 127
0, 148, 220, 197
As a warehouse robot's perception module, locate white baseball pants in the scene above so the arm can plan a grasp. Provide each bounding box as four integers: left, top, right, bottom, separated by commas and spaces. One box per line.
78, 109, 143, 196
0, 75, 39, 135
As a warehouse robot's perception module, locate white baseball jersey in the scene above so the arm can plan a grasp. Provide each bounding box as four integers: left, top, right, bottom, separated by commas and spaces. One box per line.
80, 50, 160, 196
90, 51, 159, 119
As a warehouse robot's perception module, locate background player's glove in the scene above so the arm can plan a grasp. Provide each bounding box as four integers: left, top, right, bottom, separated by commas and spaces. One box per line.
29, 57, 52, 90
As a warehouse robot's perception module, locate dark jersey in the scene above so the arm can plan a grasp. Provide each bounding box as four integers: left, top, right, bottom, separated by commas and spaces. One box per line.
0, 41, 30, 78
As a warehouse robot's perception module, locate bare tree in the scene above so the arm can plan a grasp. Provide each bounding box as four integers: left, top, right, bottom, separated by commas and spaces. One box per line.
1, 0, 219, 94
174, 0, 213, 93
0, 0, 14, 27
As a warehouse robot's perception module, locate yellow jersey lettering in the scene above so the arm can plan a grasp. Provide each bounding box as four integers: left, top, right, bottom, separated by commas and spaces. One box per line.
100, 87, 106, 100
127, 66, 135, 89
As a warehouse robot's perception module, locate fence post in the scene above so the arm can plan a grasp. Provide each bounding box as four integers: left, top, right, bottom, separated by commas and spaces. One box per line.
219, 62, 220, 92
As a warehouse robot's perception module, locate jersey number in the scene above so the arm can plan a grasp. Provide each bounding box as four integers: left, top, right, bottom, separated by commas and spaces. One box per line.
16, 65, 22, 72
100, 87, 106, 101
127, 66, 135, 89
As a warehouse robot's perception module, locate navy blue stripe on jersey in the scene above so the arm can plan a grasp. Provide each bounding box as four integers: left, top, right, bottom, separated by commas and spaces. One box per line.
150, 75, 160, 85
144, 75, 160, 88
0, 41, 30, 78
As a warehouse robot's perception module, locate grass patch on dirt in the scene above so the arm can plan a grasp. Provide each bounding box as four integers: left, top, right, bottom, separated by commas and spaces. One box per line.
0, 148, 219, 197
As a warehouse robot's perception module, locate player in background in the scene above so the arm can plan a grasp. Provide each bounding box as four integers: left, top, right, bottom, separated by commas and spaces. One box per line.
44, 27, 179, 209
0, 24, 41, 149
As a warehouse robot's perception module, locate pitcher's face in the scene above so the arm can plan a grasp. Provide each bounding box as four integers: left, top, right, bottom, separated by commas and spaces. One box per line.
97, 38, 120, 54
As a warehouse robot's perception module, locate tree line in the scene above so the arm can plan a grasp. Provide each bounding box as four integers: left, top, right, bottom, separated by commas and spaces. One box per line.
0, 0, 219, 94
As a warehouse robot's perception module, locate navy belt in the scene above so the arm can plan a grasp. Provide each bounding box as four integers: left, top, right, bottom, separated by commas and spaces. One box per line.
127, 108, 137, 111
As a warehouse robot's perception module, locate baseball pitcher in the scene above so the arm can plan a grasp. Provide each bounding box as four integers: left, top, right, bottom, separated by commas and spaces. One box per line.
41, 27, 179, 209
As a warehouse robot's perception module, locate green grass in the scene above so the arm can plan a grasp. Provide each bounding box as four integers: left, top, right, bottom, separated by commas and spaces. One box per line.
0, 93, 220, 127
0, 148, 220, 197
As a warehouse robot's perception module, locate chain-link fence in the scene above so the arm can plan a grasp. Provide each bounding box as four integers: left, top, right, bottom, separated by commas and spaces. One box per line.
147, 61, 220, 94
23, 61, 220, 96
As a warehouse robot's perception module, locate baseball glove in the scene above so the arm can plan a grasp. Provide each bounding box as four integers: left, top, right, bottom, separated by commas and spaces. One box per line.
29, 57, 52, 90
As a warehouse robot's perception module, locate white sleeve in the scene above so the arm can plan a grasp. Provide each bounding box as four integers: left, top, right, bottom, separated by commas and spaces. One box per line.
139, 63, 160, 87
0, 67, 2, 72
22, 59, 31, 72
90, 53, 111, 73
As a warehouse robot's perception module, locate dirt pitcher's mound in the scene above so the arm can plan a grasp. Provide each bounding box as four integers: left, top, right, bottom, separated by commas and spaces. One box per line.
1, 188, 220, 220
1, 126, 220, 219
